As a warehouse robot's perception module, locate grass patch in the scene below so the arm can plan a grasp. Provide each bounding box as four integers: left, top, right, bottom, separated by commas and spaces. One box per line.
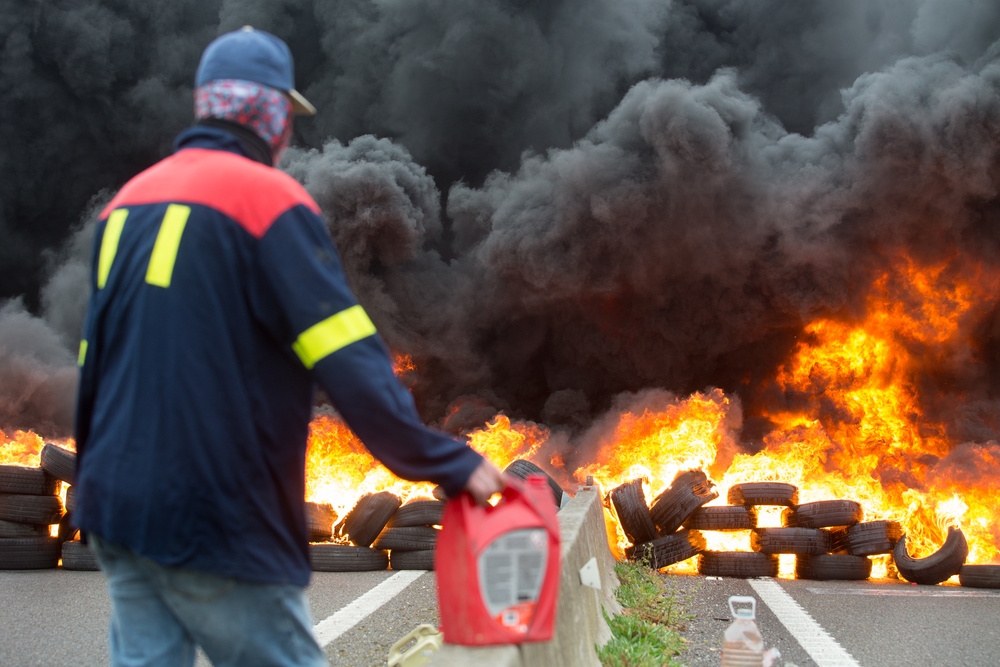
597, 560, 692, 667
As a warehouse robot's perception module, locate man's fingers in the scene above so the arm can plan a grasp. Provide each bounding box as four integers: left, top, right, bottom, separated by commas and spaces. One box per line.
464, 459, 504, 505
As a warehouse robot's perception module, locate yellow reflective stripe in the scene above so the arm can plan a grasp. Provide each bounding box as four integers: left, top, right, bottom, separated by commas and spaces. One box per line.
78, 340, 88, 367
145, 204, 191, 288
97, 208, 129, 289
292, 305, 377, 369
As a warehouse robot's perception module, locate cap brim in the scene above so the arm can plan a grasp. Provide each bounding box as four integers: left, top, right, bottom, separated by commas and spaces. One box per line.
288, 89, 316, 116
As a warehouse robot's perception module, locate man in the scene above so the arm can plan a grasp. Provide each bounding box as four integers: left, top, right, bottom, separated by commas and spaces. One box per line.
74, 27, 503, 667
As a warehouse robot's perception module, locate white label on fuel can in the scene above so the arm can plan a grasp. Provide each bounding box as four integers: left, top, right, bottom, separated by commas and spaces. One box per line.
477, 528, 548, 630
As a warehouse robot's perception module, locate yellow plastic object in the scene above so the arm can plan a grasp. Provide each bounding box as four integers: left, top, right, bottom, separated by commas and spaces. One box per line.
292, 304, 377, 369
387, 624, 443, 667
146, 204, 191, 288
98, 208, 129, 289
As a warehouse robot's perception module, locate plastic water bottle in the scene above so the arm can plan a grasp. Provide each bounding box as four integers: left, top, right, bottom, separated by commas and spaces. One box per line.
721, 596, 764, 667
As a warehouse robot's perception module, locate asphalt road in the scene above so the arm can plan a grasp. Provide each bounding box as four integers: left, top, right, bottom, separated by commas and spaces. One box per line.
673, 573, 1000, 667
2, 566, 999, 666
0, 569, 439, 667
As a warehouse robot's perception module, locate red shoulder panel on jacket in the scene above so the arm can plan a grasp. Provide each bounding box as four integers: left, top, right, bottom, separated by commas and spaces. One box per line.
100, 149, 322, 238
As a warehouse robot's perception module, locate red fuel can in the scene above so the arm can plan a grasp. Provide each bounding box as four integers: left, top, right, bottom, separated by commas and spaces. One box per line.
435, 475, 561, 645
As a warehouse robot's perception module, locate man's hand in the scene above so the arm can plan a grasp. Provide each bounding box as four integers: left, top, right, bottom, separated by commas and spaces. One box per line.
463, 459, 505, 505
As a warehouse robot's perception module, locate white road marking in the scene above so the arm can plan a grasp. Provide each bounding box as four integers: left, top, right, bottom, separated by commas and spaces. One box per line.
806, 586, 1000, 598
749, 578, 861, 667
312, 570, 426, 647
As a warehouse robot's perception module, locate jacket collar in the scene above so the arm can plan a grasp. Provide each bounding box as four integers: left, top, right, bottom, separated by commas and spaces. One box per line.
174, 122, 273, 166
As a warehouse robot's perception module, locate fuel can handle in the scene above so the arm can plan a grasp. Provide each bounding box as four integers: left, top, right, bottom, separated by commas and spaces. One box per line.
728, 596, 757, 619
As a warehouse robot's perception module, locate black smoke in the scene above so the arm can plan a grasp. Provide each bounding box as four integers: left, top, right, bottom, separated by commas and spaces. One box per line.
1, 0, 999, 439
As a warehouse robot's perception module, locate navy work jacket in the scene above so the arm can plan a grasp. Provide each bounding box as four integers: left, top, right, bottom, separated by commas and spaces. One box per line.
73, 126, 482, 586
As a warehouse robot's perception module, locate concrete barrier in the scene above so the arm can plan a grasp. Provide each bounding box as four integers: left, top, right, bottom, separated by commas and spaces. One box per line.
427, 486, 621, 667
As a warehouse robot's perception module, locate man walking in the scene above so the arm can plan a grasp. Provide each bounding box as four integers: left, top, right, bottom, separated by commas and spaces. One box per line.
73, 27, 503, 666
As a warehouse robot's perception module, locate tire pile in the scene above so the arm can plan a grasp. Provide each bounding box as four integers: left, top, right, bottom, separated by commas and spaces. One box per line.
307, 458, 568, 572
308, 492, 441, 572
611, 474, 996, 588
0, 444, 98, 571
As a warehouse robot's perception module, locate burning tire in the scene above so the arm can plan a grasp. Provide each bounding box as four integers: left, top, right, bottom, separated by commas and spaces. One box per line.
309, 544, 389, 572
683, 505, 757, 531
959, 565, 1000, 589
0, 465, 58, 496
0, 519, 48, 538
61, 539, 100, 571
727, 482, 798, 507
390, 549, 435, 571
61, 486, 78, 542
649, 470, 719, 535
610, 479, 658, 546
846, 521, 902, 556
796, 554, 871, 580
387, 499, 444, 528
40, 444, 76, 485
0, 537, 60, 569
627, 529, 706, 569
373, 526, 439, 551
751, 528, 831, 555
343, 492, 401, 548
893, 527, 968, 585
503, 460, 564, 506
698, 552, 778, 578
306, 502, 336, 542
782, 500, 863, 529
0, 493, 62, 526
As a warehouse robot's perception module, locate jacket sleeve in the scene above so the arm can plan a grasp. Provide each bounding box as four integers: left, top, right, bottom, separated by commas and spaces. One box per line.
73, 216, 108, 460
252, 204, 484, 496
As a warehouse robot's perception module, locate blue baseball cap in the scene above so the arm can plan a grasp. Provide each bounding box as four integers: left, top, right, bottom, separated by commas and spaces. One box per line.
196, 26, 316, 115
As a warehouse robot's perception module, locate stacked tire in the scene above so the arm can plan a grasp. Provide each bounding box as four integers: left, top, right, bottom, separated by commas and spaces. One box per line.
306, 502, 337, 542
310, 492, 399, 572
778, 499, 870, 581
379, 499, 444, 571
696, 482, 797, 578
38, 443, 101, 571
308, 494, 447, 572
0, 444, 72, 570
612, 470, 715, 571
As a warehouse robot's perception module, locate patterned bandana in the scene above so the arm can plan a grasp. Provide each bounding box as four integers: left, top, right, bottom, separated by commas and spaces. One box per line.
194, 79, 293, 165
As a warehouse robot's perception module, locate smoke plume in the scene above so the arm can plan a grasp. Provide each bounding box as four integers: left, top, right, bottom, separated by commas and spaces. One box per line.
1, 0, 999, 440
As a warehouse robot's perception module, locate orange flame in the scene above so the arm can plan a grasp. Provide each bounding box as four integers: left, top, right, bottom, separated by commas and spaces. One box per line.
574, 257, 1000, 576
4, 261, 998, 581
392, 352, 417, 376
303, 412, 548, 522
0, 430, 74, 468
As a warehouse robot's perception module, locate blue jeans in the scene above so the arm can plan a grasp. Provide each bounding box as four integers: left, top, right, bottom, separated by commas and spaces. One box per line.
90, 534, 329, 667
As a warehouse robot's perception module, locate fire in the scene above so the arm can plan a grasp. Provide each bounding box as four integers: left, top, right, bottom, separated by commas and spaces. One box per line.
464, 415, 547, 471
0, 430, 74, 467
304, 411, 549, 524
0, 431, 75, 538
303, 411, 435, 522
303, 348, 548, 525
392, 352, 417, 376
3, 258, 997, 582
747, 258, 1000, 572
574, 257, 1000, 576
